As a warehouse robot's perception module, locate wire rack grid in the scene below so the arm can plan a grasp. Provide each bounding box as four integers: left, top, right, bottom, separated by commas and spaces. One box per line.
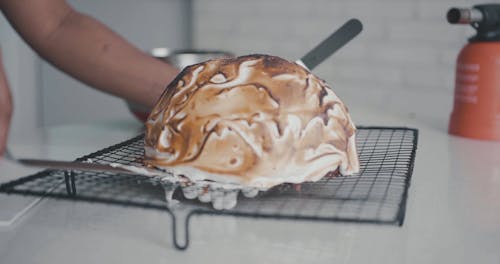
0, 126, 418, 250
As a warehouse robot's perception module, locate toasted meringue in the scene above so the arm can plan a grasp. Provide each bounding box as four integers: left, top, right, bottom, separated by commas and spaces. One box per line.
144, 54, 359, 188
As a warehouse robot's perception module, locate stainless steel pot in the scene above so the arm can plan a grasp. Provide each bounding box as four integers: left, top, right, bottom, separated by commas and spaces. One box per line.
150, 48, 234, 70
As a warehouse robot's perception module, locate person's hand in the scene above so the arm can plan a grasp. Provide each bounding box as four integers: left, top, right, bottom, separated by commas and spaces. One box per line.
0, 48, 13, 158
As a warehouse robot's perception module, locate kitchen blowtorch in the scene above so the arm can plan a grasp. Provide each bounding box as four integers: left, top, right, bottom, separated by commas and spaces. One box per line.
447, 4, 500, 141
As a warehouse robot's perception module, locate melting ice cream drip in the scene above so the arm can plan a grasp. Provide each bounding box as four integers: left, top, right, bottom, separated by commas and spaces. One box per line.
107, 162, 263, 210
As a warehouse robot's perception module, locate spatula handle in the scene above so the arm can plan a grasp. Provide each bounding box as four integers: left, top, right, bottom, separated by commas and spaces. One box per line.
297, 18, 363, 70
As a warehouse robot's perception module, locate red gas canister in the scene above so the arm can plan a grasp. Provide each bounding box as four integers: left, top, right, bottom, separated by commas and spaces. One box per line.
447, 5, 500, 141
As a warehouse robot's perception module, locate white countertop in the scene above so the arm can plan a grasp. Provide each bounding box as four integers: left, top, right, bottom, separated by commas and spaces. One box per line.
1, 105, 499, 263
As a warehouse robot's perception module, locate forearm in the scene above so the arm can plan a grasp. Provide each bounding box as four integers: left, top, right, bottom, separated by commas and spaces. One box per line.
34, 10, 178, 107
0, 0, 178, 108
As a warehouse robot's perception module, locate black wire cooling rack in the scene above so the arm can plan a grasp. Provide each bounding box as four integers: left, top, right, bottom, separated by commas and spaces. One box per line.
0, 126, 418, 250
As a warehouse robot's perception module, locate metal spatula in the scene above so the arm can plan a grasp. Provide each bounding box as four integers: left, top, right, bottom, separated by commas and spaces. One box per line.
4, 18, 363, 174
5, 148, 139, 175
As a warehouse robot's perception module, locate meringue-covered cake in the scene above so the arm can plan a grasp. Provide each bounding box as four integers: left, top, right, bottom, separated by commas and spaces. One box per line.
144, 54, 359, 188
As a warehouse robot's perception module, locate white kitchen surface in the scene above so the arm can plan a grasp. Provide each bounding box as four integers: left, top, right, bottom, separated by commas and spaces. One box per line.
1, 104, 499, 263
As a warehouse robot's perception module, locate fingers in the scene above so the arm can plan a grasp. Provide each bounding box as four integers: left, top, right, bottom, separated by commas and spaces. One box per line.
0, 116, 10, 157
0, 94, 12, 158
0, 49, 13, 158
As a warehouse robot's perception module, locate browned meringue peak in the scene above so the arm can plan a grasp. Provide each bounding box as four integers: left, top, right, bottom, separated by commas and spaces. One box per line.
144, 54, 359, 188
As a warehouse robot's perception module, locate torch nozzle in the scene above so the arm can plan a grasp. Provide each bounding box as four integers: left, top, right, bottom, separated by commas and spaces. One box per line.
447, 8, 483, 24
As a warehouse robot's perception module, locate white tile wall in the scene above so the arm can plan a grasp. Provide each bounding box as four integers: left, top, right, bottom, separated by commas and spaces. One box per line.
192, 0, 489, 125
